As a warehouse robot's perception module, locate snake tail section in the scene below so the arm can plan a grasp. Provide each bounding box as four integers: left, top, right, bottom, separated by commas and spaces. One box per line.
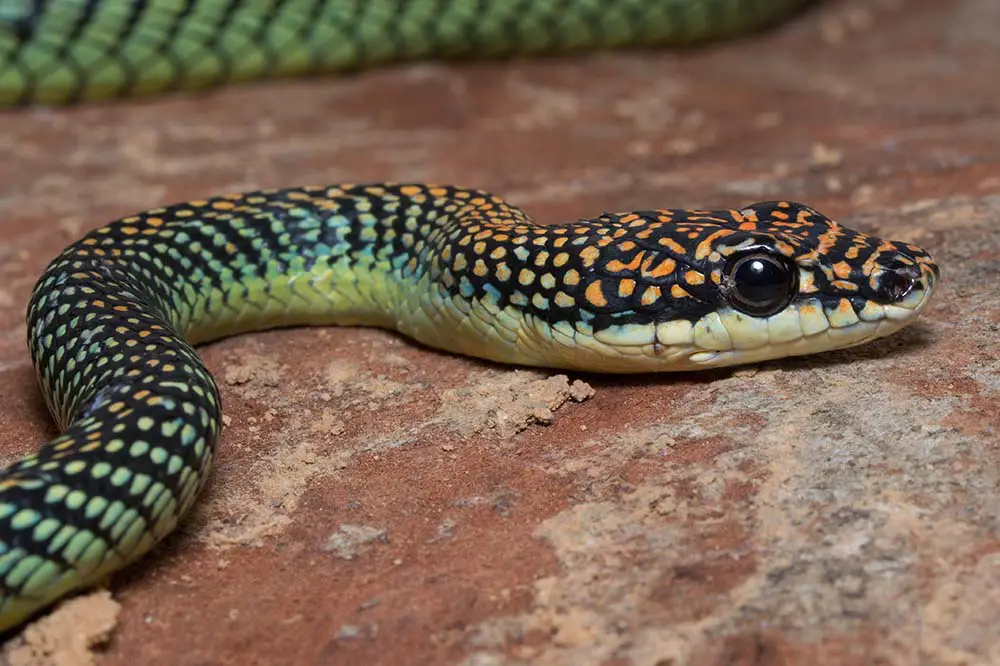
0, 0, 814, 105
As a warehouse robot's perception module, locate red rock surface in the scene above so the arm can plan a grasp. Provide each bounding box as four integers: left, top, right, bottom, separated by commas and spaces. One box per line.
1, 0, 998, 664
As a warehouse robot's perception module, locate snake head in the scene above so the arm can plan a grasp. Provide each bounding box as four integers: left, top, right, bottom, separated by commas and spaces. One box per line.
648, 200, 940, 368
561, 200, 939, 372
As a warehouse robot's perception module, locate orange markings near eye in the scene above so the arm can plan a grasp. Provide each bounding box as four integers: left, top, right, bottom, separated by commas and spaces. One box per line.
738, 222, 758, 231
585, 281, 608, 307
831, 280, 859, 291
695, 229, 735, 260
684, 270, 705, 285
833, 261, 852, 279
658, 238, 685, 254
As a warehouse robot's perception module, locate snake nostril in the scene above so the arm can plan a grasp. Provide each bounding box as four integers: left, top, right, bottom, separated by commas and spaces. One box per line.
876, 269, 917, 303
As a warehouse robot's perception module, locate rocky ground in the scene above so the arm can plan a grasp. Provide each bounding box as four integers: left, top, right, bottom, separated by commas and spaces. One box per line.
1, 0, 998, 664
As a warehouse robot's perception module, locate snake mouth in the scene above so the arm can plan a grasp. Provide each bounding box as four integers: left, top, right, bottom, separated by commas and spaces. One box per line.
676, 260, 939, 368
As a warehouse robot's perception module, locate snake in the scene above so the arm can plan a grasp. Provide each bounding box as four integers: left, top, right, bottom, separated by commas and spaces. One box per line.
0, 0, 940, 636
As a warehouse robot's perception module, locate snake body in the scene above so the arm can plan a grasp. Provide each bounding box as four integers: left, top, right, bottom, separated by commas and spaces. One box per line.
0, 0, 815, 106
0, 0, 940, 636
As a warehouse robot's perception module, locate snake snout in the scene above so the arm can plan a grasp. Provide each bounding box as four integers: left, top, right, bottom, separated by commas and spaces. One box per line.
867, 250, 939, 313
874, 266, 917, 303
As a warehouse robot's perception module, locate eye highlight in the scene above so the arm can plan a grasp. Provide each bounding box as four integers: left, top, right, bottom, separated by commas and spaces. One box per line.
721, 251, 798, 317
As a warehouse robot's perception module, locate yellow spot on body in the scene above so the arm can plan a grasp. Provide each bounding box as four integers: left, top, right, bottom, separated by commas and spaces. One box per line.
670, 285, 691, 299
564, 269, 581, 286
555, 292, 575, 308
553, 252, 570, 267
496, 263, 512, 282
580, 246, 600, 268
619, 279, 636, 297
518, 269, 536, 286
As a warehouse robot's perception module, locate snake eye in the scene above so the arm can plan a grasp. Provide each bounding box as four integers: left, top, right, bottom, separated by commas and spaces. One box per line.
722, 251, 798, 317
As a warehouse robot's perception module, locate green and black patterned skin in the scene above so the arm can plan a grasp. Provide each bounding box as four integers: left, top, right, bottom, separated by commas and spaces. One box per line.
4, 184, 939, 629
0, 0, 935, 636
0, 0, 814, 106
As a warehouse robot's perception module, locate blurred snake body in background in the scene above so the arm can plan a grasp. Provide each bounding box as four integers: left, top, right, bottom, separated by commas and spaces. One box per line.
0, 0, 941, 635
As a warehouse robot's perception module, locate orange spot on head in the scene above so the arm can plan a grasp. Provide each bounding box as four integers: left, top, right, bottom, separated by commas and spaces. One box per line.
641, 286, 662, 306
658, 238, 686, 254
684, 270, 705, 286
643, 258, 676, 279
585, 281, 608, 308
618, 279, 636, 298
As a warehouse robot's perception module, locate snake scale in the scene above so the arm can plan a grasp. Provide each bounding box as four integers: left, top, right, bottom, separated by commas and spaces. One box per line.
0, 0, 940, 634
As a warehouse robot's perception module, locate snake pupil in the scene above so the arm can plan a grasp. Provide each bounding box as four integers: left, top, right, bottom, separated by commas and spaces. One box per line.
724, 252, 797, 317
